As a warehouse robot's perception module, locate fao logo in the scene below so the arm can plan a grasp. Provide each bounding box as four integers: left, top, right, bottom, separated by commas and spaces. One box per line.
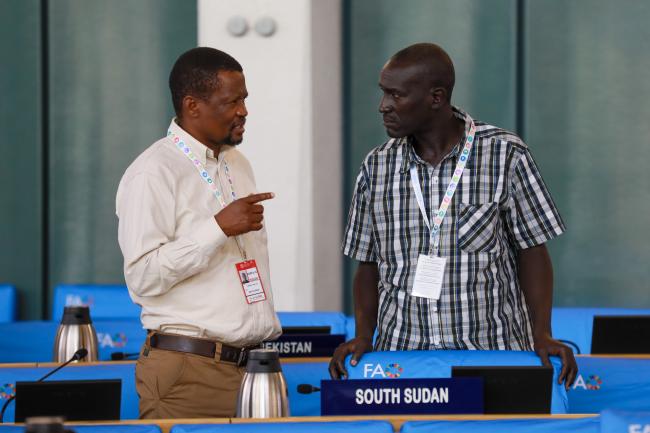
0, 383, 15, 400
65, 294, 95, 308
385, 363, 404, 378
573, 374, 603, 390
362, 362, 405, 379
585, 375, 603, 390
97, 332, 128, 348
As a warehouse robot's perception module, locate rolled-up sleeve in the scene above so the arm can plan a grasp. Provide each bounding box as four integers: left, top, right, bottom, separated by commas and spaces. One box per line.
116, 172, 227, 297
342, 167, 377, 262
505, 148, 566, 249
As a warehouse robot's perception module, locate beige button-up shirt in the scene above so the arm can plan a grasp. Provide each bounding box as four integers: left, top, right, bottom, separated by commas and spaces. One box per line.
116, 119, 281, 347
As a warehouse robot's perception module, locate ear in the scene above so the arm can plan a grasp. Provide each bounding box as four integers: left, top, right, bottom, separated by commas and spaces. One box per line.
182, 95, 201, 119
430, 87, 448, 109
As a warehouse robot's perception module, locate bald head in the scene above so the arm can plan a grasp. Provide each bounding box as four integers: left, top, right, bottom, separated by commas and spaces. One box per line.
388, 43, 455, 102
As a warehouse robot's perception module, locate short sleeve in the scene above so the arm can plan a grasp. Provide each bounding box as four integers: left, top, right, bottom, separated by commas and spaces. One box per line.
505, 148, 566, 249
342, 168, 377, 261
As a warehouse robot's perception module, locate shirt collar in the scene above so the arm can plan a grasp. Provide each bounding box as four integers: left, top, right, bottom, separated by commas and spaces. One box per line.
168, 118, 232, 165
399, 106, 472, 173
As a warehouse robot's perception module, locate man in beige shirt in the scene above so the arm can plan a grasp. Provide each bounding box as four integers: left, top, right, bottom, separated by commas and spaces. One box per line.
116, 47, 281, 419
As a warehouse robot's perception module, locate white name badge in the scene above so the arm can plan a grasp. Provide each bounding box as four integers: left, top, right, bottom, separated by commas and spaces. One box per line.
411, 254, 446, 300
236, 259, 267, 304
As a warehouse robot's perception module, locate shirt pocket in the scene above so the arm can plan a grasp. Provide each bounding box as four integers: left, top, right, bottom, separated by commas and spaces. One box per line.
457, 202, 501, 253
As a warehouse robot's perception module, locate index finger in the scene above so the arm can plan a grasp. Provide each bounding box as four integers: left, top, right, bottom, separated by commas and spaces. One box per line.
245, 192, 275, 203
566, 358, 578, 388
328, 359, 341, 379
557, 349, 569, 386
329, 349, 348, 379
335, 356, 348, 379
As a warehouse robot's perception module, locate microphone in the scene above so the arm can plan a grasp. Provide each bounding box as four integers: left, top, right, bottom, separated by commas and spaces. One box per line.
0, 348, 88, 423
297, 384, 321, 394
110, 352, 139, 361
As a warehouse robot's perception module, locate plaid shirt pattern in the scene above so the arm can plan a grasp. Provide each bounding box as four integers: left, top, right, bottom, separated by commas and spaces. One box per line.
343, 107, 565, 351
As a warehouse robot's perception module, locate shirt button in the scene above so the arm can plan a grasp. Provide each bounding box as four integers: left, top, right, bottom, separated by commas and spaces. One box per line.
434, 336, 440, 345
433, 177, 439, 183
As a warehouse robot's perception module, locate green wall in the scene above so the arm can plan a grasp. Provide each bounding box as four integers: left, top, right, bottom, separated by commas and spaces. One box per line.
525, 0, 650, 306
0, 0, 197, 319
344, 0, 650, 310
0, 0, 43, 319
47, 0, 197, 318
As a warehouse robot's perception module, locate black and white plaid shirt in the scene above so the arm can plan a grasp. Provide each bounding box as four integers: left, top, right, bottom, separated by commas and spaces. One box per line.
343, 107, 565, 351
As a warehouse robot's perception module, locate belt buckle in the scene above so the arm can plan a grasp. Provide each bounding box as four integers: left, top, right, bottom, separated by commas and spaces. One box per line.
237, 349, 247, 367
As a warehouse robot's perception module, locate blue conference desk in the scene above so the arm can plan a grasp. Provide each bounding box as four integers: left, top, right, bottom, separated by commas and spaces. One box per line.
172, 420, 395, 433
0, 359, 330, 423
0, 416, 615, 433
551, 307, 650, 354
0, 426, 161, 433
400, 417, 600, 433
0, 363, 140, 422
2, 353, 650, 421
0, 351, 568, 422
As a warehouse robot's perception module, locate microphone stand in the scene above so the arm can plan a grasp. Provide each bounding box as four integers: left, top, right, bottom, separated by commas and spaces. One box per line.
0, 348, 88, 423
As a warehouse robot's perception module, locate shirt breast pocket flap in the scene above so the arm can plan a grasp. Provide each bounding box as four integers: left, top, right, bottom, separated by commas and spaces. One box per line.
458, 202, 501, 253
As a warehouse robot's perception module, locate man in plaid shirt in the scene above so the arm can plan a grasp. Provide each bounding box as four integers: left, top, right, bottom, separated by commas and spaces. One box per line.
329, 43, 577, 389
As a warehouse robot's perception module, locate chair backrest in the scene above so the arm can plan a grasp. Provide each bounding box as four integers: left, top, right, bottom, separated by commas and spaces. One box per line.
0, 320, 146, 363
276, 311, 348, 335
0, 427, 161, 433
0, 284, 17, 322
552, 307, 650, 354
170, 421, 394, 433
600, 409, 650, 433
52, 284, 140, 321
400, 417, 599, 433
72, 426, 161, 433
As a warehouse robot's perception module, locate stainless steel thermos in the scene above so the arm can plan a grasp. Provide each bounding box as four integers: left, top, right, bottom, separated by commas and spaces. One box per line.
53, 306, 98, 363
236, 349, 290, 418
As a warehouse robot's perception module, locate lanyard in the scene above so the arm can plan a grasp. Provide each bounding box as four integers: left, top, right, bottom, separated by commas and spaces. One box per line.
168, 130, 236, 208
409, 118, 476, 255
168, 129, 247, 259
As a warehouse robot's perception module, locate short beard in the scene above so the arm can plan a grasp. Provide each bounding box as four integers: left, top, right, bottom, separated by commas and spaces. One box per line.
223, 134, 243, 145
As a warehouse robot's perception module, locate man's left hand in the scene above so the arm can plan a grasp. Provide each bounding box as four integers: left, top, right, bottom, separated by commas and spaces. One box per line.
533, 333, 578, 390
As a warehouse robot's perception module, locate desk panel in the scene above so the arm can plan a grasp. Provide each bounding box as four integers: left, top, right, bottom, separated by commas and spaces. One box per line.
572, 356, 650, 413
0, 425, 160, 433
343, 351, 569, 414
3, 355, 650, 419
172, 420, 393, 433
0, 415, 601, 433
401, 417, 599, 433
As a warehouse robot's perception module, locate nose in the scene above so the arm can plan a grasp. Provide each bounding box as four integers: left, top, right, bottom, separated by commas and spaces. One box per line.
379, 95, 391, 114
237, 100, 248, 117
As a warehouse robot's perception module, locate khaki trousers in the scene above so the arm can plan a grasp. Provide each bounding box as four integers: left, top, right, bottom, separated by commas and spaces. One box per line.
135, 342, 245, 419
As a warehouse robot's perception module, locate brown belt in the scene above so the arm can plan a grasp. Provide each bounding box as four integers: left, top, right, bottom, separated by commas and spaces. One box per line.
148, 332, 256, 367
